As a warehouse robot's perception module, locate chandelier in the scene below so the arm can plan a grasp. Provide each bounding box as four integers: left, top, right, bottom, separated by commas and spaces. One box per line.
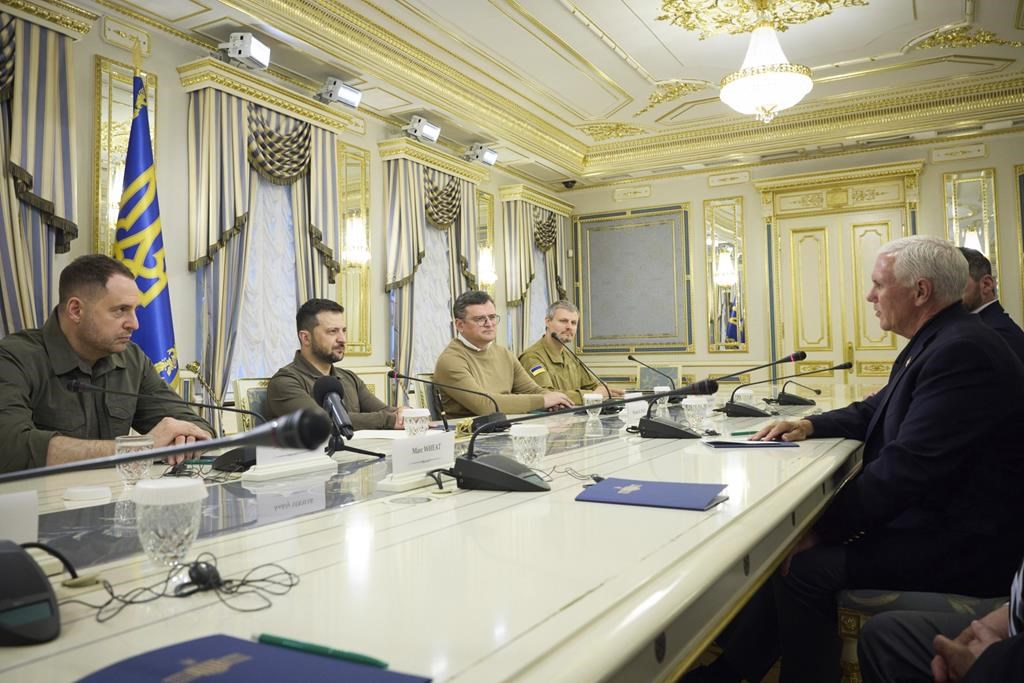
719, 20, 812, 123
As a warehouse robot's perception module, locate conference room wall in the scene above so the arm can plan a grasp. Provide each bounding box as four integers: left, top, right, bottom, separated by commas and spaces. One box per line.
566, 131, 1024, 383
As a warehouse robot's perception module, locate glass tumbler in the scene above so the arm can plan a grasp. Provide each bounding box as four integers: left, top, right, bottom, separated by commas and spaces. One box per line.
403, 408, 430, 437
583, 393, 603, 419
115, 434, 154, 487
510, 424, 548, 466
131, 479, 207, 568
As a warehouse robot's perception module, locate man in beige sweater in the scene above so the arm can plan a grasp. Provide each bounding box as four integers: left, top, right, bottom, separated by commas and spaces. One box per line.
433, 291, 573, 417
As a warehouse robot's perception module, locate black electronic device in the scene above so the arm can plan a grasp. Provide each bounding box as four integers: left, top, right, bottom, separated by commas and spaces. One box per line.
550, 332, 621, 414
0, 541, 60, 646
212, 446, 257, 472
388, 370, 509, 432
723, 361, 852, 417
312, 376, 355, 441
776, 380, 822, 406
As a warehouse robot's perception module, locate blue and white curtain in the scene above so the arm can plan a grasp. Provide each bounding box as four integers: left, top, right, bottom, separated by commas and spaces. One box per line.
0, 14, 77, 335
385, 158, 479, 380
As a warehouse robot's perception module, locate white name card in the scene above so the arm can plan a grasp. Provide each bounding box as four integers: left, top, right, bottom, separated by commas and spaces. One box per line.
0, 491, 38, 543
256, 444, 321, 468
391, 431, 455, 477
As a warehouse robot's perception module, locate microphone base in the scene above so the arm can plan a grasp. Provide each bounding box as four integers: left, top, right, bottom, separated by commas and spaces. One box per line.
723, 401, 772, 418
637, 416, 702, 439
452, 454, 550, 492
600, 405, 623, 415
776, 392, 816, 406
212, 446, 257, 472
471, 412, 510, 432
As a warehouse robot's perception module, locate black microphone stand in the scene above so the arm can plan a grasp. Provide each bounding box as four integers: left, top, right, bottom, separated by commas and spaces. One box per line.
550, 333, 622, 414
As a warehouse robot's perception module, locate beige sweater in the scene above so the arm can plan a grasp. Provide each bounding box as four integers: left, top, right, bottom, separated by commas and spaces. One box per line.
433, 338, 546, 417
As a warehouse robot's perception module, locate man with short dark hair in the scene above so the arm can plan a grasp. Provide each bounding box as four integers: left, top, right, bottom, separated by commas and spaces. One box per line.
518, 300, 623, 403
958, 246, 1024, 363
266, 298, 402, 429
433, 290, 572, 417
0, 254, 213, 473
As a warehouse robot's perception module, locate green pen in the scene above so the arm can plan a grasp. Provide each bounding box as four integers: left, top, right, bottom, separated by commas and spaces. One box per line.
254, 633, 389, 669
730, 430, 758, 436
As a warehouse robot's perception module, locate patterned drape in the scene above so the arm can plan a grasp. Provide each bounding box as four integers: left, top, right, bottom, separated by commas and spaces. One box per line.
188, 90, 341, 406
385, 158, 479, 379
0, 14, 77, 334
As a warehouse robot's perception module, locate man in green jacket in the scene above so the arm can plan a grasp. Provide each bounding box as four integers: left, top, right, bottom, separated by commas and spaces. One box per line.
267, 298, 402, 430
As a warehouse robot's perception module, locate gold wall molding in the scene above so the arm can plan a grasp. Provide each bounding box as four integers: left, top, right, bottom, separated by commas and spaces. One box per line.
795, 362, 837, 375
2, 0, 96, 36
635, 80, 709, 116
857, 361, 893, 377
578, 123, 646, 141
177, 58, 364, 135
499, 184, 573, 217
755, 160, 925, 196
657, 0, 868, 38
912, 26, 1024, 50
101, 16, 150, 55
378, 137, 490, 185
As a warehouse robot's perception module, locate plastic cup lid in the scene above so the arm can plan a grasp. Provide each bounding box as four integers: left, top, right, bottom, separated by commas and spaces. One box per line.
510, 424, 548, 436
129, 478, 207, 505
404, 408, 430, 418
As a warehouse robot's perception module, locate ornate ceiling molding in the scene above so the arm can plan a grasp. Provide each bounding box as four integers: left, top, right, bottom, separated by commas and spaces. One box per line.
657, 0, 869, 38
911, 26, 1024, 50
754, 160, 925, 193
220, 0, 586, 171
3, 0, 96, 37
378, 137, 490, 185
578, 123, 646, 141
177, 58, 365, 135
499, 184, 574, 217
635, 80, 710, 116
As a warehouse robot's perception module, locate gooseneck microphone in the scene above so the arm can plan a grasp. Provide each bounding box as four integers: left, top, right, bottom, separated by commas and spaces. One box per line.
777, 380, 822, 406
724, 362, 852, 417
64, 379, 266, 434
387, 370, 508, 431
440, 379, 719, 492
550, 332, 621, 414
627, 354, 682, 404
711, 350, 808, 383
312, 376, 355, 440
0, 409, 332, 484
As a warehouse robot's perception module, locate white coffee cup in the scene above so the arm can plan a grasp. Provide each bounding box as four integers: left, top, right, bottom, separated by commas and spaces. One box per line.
403, 408, 430, 437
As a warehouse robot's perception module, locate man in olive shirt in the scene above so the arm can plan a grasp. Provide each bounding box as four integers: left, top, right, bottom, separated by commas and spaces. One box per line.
519, 300, 624, 404
266, 298, 402, 430
433, 290, 572, 417
0, 255, 213, 473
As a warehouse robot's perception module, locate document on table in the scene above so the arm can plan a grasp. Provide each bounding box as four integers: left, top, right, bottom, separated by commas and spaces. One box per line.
700, 437, 798, 448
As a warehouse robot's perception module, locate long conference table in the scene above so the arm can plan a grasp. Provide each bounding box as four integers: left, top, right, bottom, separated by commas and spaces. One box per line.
0, 395, 864, 682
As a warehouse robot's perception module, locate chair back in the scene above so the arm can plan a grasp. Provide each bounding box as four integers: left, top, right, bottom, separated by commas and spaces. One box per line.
233, 378, 271, 432
413, 373, 441, 420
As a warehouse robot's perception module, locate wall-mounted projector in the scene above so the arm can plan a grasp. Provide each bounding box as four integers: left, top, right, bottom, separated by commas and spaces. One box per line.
218, 32, 271, 70
404, 115, 441, 142
316, 77, 362, 108
466, 143, 498, 166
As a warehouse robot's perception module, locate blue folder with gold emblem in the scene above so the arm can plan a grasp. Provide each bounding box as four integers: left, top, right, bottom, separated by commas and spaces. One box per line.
575, 478, 728, 511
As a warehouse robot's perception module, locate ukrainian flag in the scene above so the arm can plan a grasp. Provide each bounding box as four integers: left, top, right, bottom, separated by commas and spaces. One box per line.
114, 73, 179, 390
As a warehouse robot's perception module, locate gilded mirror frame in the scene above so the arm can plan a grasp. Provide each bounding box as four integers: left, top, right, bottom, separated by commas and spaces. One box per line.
943, 168, 998, 281
337, 142, 371, 356
704, 196, 747, 352
93, 56, 156, 256
476, 190, 496, 294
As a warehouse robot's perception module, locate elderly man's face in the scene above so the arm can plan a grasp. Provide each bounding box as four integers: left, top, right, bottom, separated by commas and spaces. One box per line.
866, 253, 918, 337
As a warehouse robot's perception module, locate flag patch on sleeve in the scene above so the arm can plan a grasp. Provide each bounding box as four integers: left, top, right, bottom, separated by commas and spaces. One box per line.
529, 364, 546, 376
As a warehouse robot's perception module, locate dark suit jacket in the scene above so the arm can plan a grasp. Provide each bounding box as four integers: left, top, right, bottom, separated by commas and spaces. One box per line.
809, 304, 1024, 593
979, 300, 1024, 364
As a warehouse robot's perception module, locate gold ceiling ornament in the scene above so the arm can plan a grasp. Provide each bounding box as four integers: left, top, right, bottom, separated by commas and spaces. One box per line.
657, 0, 869, 39
911, 26, 1024, 50
578, 123, 646, 141
635, 80, 709, 116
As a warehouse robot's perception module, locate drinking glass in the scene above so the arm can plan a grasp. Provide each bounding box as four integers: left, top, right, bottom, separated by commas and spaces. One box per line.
583, 393, 603, 419
403, 408, 430, 437
682, 397, 705, 430
131, 479, 207, 568
115, 435, 153, 488
653, 386, 671, 415
510, 424, 548, 466
622, 392, 645, 427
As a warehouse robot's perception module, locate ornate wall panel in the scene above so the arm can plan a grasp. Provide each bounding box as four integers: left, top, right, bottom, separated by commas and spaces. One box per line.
851, 221, 896, 350
789, 227, 832, 351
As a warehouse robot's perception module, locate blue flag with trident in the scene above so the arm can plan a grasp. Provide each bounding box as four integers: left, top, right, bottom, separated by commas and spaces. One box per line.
114, 71, 179, 390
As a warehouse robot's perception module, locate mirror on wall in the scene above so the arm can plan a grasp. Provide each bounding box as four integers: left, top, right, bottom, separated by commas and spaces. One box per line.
705, 197, 747, 352
476, 190, 497, 293
338, 143, 371, 355
94, 57, 156, 256
944, 168, 998, 280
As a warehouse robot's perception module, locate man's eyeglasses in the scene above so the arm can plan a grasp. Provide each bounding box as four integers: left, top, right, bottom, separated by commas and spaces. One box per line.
464, 314, 500, 326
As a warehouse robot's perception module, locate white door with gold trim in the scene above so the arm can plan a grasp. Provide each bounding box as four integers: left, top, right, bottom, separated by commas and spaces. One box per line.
776, 208, 906, 389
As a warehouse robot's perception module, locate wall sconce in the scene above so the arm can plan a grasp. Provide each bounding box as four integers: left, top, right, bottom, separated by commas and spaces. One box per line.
404, 115, 441, 142
713, 244, 738, 287
478, 246, 498, 286
465, 143, 497, 166
342, 212, 371, 265
217, 32, 271, 70
315, 77, 362, 108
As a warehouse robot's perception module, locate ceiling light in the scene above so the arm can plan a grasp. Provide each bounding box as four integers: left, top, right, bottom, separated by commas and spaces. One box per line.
315, 77, 362, 108
217, 32, 271, 70
465, 143, 497, 166
404, 115, 441, 142
719, 21, 812, 123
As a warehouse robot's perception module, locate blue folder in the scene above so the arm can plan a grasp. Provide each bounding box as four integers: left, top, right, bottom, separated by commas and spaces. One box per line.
575, 478, 728, 511
77, 635, 430, 682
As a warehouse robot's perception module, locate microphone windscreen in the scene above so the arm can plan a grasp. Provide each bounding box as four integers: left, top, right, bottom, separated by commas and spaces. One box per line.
790, 351, 807, 361
273, 409, 332, 449
835, 361, 853, 370
65, 379, 85, 393
684, 379, 718, 395
312, 375, 345, 405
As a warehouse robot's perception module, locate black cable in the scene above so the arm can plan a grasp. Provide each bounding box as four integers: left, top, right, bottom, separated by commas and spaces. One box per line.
21, 541, 78, 579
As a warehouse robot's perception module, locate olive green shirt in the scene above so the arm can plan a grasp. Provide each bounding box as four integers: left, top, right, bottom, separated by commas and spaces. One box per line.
433, 338, 546, 417
0, 312, 214, 473
266, 351, 398, 429
518, 337, 598, 405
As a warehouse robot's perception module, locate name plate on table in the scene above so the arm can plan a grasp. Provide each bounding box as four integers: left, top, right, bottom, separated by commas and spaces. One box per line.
0, 491, 38, 543
391, 432, 455, 477
248, 473, 330, 524
242, 440, 336, 482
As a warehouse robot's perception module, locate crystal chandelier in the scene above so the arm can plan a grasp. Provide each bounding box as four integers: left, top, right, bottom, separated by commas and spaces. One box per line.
719, 20, 813, 123
341, 212, 371, 265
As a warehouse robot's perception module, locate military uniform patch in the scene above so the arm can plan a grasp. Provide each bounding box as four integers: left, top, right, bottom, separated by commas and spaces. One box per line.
529, 364, 546, 376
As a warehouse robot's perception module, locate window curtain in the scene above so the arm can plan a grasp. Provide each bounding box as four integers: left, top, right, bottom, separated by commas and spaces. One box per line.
0, 14, 77, 335
501, 200, 569, 354
188, 89, 340, 413
385, 158, 479, 381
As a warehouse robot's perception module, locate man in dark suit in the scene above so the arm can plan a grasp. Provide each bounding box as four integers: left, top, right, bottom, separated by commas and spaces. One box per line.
959, 246, 1024, 363
688, 236, 1024, 683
